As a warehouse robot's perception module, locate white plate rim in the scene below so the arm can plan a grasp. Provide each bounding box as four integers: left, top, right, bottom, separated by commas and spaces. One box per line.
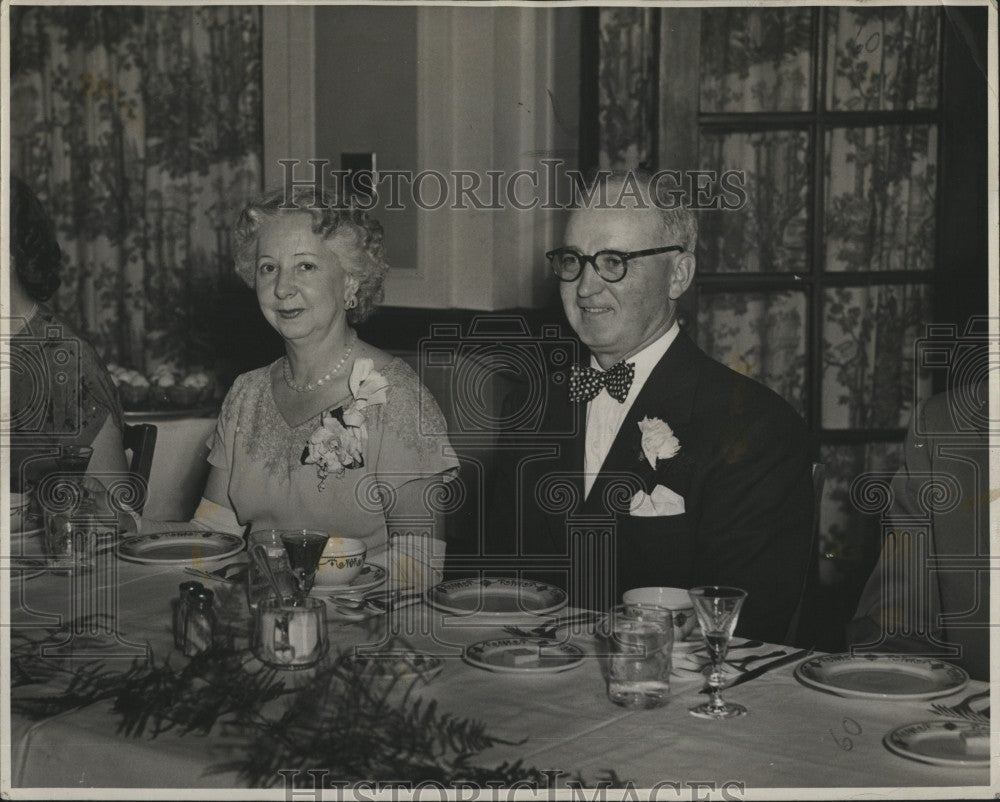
312, 562, 387, 593
883, 720, 990, 767
794, 653, 969, 701
427, 578, 568, 617
463, 637, 584, 674
116, 530, 244, 565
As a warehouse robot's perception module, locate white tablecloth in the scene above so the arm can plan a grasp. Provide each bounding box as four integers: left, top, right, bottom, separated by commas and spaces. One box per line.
6, 560, 995, 795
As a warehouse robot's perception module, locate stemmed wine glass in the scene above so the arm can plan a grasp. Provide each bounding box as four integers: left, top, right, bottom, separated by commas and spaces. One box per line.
280, 530, 330, 604
688, 586, 748, 719
56, 445, 94, 473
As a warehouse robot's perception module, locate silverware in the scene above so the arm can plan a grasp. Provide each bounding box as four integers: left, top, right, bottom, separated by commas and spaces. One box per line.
727, 649, 786, 671
329, 592, 422, 616
693, 639, 764, 654
502, 610, 602, 639
930, 689, 990, 723
699, 647, 813, 694
183, 562, 246, 585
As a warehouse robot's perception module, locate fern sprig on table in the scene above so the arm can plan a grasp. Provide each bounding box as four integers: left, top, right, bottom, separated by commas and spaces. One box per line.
12, 626, 630, 788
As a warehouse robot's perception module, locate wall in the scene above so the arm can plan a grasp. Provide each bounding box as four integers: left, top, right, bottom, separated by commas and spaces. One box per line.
262, 6, 581, 311
313, 6, 420, 275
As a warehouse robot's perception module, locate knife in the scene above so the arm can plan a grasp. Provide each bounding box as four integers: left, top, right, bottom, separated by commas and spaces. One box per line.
699, 647, 813, 694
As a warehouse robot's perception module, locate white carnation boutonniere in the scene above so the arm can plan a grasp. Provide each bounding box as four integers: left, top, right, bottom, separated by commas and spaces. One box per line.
302, 358, 389, 490
637, 416, 681, 469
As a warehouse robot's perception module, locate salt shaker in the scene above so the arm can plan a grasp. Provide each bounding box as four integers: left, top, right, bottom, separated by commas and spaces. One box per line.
182, 588, 216, 657
173, 581, 203, 649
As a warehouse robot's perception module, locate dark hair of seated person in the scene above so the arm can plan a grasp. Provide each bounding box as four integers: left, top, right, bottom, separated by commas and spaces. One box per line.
10, 175, 63, 302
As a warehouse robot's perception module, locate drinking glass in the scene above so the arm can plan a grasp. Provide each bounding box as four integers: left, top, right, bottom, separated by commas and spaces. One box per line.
252, 596, 328, 669
280, 529, 330, 602
42, 500, 114, 570
600, 603, 674, 709
688, 586, 748, 719
56, 445, 94, 474
246, 529, 297, 611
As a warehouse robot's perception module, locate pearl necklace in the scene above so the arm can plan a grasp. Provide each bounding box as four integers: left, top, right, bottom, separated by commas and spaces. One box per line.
282, 331, 357, 392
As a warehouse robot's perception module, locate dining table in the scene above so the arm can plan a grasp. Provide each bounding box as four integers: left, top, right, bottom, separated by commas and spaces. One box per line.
4, 540, 994, 798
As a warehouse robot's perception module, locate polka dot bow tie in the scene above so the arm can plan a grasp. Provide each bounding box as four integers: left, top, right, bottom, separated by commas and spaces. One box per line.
568, 361, 636, 404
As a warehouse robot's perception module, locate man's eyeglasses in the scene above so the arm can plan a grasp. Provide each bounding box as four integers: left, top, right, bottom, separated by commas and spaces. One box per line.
545, 246, 683, 283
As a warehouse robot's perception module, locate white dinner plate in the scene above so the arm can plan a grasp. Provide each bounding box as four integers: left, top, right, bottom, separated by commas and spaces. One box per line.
116, 530, 244, 565
427, 578, 567, 617
312, 563, 387, 593
463, 637, 584, 674
795, 654, 969, 701
883, 720, 990, 767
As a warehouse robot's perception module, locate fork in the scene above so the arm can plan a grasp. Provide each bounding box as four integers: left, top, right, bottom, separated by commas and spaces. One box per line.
726, 650, 786, 671
930, 689, 990, 723
502, 611, 601, 639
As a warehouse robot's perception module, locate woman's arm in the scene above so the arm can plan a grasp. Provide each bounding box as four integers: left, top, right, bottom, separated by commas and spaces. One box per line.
384, 475, 448, 590
139, 465, 243, 535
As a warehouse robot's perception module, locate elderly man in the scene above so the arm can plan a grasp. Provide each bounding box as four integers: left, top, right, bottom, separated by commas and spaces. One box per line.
486, 172, 815, 644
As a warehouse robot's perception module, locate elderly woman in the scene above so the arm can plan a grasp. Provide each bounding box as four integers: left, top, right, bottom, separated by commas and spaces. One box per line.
8, 176, 128, 493
185, 187, 457, 586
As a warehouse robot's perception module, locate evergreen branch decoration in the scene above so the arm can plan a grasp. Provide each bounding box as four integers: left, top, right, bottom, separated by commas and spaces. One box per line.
11, 625, 627, 788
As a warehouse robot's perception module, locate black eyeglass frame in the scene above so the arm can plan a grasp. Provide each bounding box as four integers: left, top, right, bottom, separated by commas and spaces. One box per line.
545, 245, 684, 283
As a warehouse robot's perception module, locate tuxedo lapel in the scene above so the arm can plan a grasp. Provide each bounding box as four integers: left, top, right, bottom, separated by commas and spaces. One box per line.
584, 333, 703, 513
541, 373, 587, 511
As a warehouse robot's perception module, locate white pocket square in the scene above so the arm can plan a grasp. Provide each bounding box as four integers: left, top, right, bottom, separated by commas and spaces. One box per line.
629, 484, 686, 517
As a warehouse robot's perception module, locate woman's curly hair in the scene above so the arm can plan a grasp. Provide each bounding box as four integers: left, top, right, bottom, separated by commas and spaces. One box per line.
232, 186, 388, 325
10, 175, 63, 302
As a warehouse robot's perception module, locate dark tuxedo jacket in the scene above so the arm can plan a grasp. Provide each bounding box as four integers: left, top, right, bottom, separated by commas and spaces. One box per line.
486, 332, 815, 644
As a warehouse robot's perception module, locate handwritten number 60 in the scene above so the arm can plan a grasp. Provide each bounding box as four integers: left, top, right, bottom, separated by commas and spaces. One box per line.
854, 25, 881, 53
831, 717, 862, 751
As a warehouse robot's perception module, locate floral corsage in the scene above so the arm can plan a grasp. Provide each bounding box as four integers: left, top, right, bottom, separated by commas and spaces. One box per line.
301, 358, 389, 490
638, 416, 681, 468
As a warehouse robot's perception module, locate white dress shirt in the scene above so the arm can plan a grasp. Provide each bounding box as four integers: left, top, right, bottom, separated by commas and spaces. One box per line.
583, 323, 680, 498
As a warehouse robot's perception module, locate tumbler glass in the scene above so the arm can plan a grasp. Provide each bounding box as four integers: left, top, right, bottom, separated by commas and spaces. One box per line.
253, 596, 328, 669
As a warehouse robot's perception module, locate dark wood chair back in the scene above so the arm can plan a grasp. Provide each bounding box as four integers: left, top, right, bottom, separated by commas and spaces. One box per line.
123, 423, 157, 513
783, 462, 826, 646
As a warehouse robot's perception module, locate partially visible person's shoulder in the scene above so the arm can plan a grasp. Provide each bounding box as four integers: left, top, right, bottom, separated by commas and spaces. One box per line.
220, 362, 276, 414
379, 356, 425, 401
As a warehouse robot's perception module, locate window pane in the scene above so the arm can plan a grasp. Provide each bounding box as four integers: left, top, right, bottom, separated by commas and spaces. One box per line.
696, 290, 807, 416
819, 441, 902, 574
700, 130, 809, 273
825, 7, 940, 111
700, 8, 814, 112
824, 126, 937, 272
822, 285, 932, 429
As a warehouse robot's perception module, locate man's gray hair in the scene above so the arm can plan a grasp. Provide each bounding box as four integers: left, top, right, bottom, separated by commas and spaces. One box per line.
588, 169, 698, 254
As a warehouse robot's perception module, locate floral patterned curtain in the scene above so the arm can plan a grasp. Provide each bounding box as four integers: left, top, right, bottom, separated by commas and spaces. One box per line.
597, 8, 658, 170
595, 6, 941, 578
10, 6, 262, 373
